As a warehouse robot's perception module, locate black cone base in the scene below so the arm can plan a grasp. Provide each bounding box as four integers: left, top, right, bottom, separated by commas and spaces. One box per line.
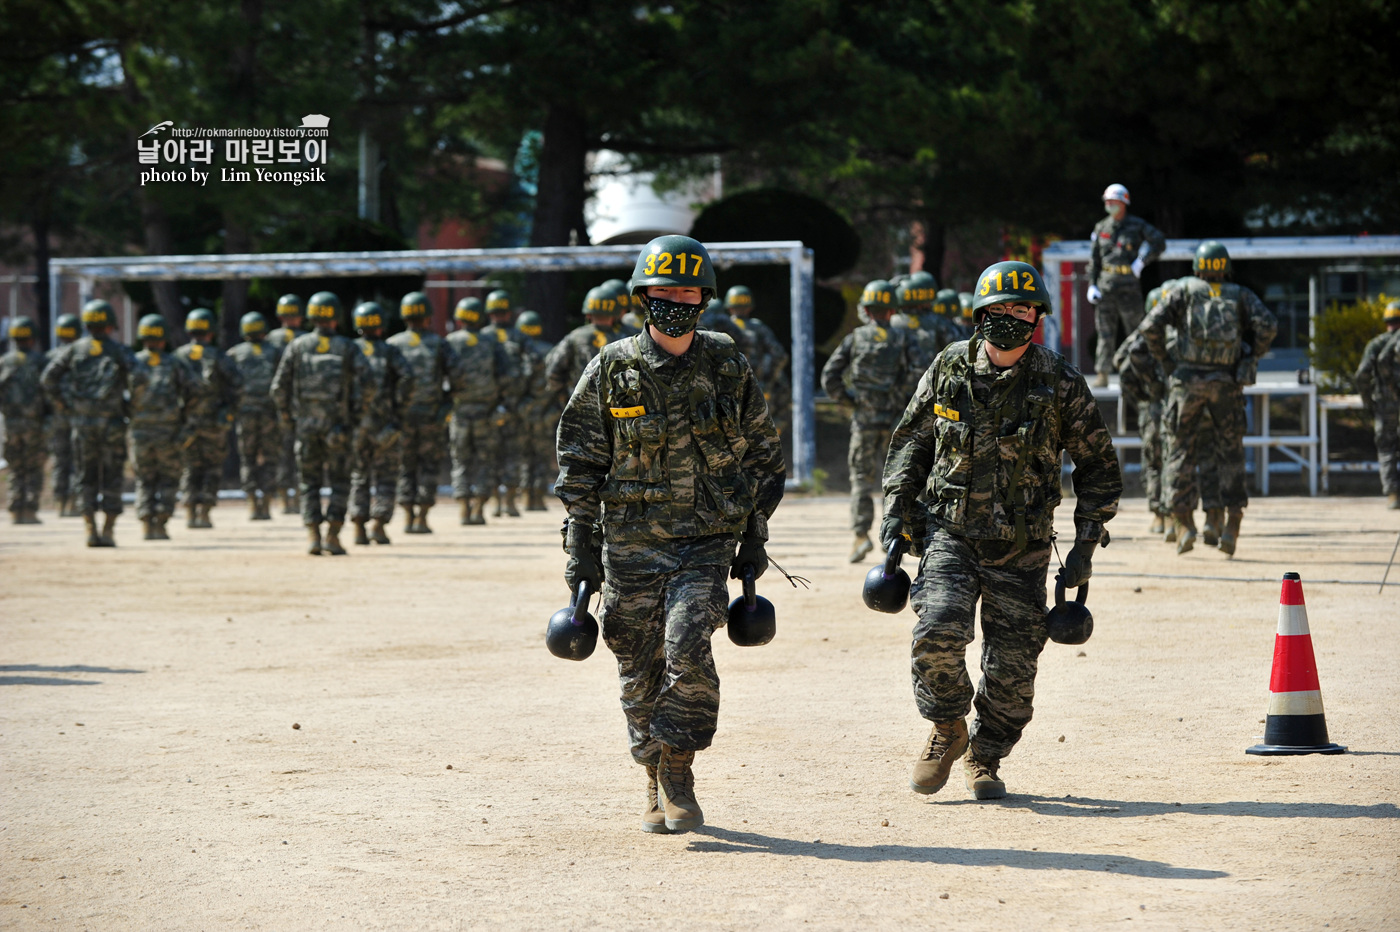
1246, 713, 1346, 756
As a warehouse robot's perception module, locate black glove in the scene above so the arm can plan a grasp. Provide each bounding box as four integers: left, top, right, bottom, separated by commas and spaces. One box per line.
879, 513, 906, 553
731, 513, 768, 580
563, 520, 603, 594
1057, 539, 1098, 589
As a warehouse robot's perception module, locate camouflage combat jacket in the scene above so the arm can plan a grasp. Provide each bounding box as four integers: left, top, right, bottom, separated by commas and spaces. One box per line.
227, 340, 283, 417
266, 326, 302, 350
1355, 329, 1400, 412
445, 329, 501, 413
821, 321, 912, 426
698, 307, 745, 345
129, 347, 198, 429
518, 333, 554, 420
892, 311, 956, 381
174, 341, 241, 428
1088, 214, 1166, 290
270, 331, 364, 428
556, 330, 785, 544
354, 337, 411, 430
546, 323, 622, 403
884, 338, 1121, 547
0, 347, 45, 424
387, 329, 459, 425
1141, 278, 1276, 385
479, 323, 526, 408
40, 334, 136, 419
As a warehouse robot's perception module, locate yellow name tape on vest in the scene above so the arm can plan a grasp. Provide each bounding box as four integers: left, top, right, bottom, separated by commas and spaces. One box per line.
934, 403, 960, 422
610, 405, 646, 418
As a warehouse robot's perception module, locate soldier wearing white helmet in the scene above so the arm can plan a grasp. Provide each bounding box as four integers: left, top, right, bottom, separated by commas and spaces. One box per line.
1086, 183, 1165, 388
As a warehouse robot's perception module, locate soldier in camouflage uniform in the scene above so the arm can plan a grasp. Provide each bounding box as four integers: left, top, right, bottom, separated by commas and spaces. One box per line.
514, 310, 557, 511
893, 272, 956, 381
698, 297, 745, 343
40, 299, 137, 546
388, 291, 459, 534
546, 287, 625, 405
175, 308, 241, 529
1086, 183, 1166, 387
557, 234, 785, 835
266, 294, 305, 515
726, 285, 791, 438
1355, 299, 1400, 509
821, 279, 913, 563
447, 297, 503, 525
1141, 241, 1277, 556
128, 314, 198, 540
613, 278, 647, 331
46, 313, 80, 516
883, 260, 1121, 800
227, 312, 283, 520
271, 291, 365, 555
350, 302, 411, 544
480, 289, 528, 517
1, 317, 46, 523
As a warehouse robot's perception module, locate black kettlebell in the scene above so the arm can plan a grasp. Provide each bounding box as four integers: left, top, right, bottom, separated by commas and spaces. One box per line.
546, 579, 599, 660
863, 539, 911, 614
727, 563, 776, 647
1045, 579, 1093, 645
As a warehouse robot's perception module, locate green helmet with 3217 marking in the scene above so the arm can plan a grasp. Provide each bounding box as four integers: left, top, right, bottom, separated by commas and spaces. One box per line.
971, 261, 1050, 320
629, 235, 717, 302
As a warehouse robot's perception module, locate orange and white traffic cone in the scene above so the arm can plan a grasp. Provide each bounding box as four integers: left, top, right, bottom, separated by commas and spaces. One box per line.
1246, 572, 1346, 756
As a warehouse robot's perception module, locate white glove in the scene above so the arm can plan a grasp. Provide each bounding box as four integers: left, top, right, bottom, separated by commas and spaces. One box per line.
1131, 258, 1145, 278
1086, 284, 1102, 304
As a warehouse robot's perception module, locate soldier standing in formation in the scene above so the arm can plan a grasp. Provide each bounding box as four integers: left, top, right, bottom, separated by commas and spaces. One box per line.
227, 312, 282, 520
266, 294, 305, 515
0, 317, 46, 524
447, 296, 502, 525
821, 279, 912, 563
726, 285, 790, 436
350, 302, 411, 544
128, 314, 198, 540
1086, 183, 1166, 388
389, 291, 459, 535
883, 261, 1121, 800
556, 234, 785, 834
1355, 299, 1400, 509
514, 310, 556, 511
175, 308, 240, 529
46, 313, 80, 516
480, 289, 526, 517
1141, 241, 1277, 556
271, 291, 364, 556
40, 299, 136, 547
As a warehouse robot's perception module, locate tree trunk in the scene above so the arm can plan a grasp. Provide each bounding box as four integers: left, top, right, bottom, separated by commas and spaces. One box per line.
140, 194, 184, 327
221, 1, 260, 347
526, 103, 590, 340
221, 217, 251, 346
32, 202, 50, 346
918, 219, 947, 286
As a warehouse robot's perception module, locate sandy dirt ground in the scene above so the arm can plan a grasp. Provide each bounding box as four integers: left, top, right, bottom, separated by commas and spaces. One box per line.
2, 494, 1398, 931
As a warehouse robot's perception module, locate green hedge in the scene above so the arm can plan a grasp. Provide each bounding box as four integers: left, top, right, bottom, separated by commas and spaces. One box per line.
1310, 295, 1393, 392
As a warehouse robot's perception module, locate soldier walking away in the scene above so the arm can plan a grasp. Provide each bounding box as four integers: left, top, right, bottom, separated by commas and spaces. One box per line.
1086, 184, 1165, 388
227, 312, 283, 520
128, 314, 198, 540
271, 291, 365, 555
1, 317, 47, 523
556, 234, 785, 835
447, 297, 502, 525
389, 291, 459, 534
175, 308, 241, 529
883, 261, 1121, 800
46, 313, 80, 516
350, 302, 410, 544
1355, 299, 1400, 509
480, 289, 527, 517
1141, 241, 1277, 556
821, 279, 912, 563
267, 294, 305, 515
514, 310, 556, 511
40, 299, 137, 546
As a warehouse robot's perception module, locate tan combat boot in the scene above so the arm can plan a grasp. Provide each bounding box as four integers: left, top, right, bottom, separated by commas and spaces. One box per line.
849, 531, 874, 564
1388, 493, 1399, 510
186, 504, 199, 529
199, 503, 215, 529
1093, 372, 1109, 389
657, 745, 703, 833
1163, 519, 1178, 543
352, 518, 369, 546
98, 513, 117, 547
415, 504, 433, 533
641, 765, 672, 835
459, 499, 471, 525
964, 755, 1006, 800
493, 490, 504, 518
402, 503, 418, 534
324, 521, 347, 555
1174, 512, 1197, 554
249, 498, 260, 521
1149, 513, 1165, 535
83, 513, 102, 547
910, 719, 969, 795
154, 515, 171, 540
57, 495, 73, 518
1218, 508, 1243, 557
282, 489, 297, 515
142, 518, 157, 541
306, 524, 323, 555
470, 496, 489, 525
19, 508, 42, 524
504, 489, 521, 518
369, 517, 390, 544
528, 488, 547, 511
1202, 508, 1224, 548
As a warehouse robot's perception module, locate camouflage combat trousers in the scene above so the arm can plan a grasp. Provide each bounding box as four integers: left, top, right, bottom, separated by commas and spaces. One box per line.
295, 422, 352, 525
1137, 399, 1165, 516
131, 423, 182, 519
350, 424, 401, 521
1094, 285, 1144, 377
522, 408, 557, 494
235, 409, 280, 498
71, 415, 126, 515
910, 530, 1051, 762
181, 423, 228, 508
1162, 377, 1247, 514
493, 411, 524, 491
276, 429, 297, 495
48, 412, 74, 499
848, 418, 894, 534
1374, 406, 1398, 496
4, 417, 44, 514
397, 420, 445, 506
449, 407, 497, 499
600, 538, 730, 765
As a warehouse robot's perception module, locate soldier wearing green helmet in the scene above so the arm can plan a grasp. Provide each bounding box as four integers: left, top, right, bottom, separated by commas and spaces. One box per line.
1355, 299, 1400, 509
821, 279, 914, 563
267, 294, 305, 513
128, 313, 199, 539
174, 308, 242, 529
350, 301, 412, 544
1141, 241, 1277, 554
1, 316, 46, 523
881, 259, 1121, 802
388, 290, 462, 534
556, 233, 785, 836
479, 289, 529, 517
513, 309, 557, 511
227, 311, 283, 520
45, 312, 81, 516
40, 298, 138, 545
271, 290, 367, 555
447, 293, 504, 525
726, 284, 791, 438
894, 271, 957, 379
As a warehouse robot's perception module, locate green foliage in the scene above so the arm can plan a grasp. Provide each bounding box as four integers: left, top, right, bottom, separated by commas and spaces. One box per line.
1311, 296, 1391, 392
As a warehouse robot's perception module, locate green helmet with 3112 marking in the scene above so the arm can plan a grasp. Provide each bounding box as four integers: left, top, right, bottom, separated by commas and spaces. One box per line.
971, 261, 1050, 319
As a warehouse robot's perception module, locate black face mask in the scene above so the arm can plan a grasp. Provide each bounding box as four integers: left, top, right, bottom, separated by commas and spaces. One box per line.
980, 313, 1037, 350
645, 296, 701, 338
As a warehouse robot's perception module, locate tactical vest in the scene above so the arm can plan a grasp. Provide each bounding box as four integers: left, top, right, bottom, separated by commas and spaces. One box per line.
1175, 279, 1245, 369
925, 339, 1065, 547
65, 336, 130, 417
230, 343, 278, 414
175, 343, 226, 422
129, 351, 186, 427
596, 334, 753, 542
847, 324, 906, 413
290, 333, 354, 413
0, 351, 43, 421
388, 330, 448, 419
355, 338, 397, 425
446, 330, 497, 408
